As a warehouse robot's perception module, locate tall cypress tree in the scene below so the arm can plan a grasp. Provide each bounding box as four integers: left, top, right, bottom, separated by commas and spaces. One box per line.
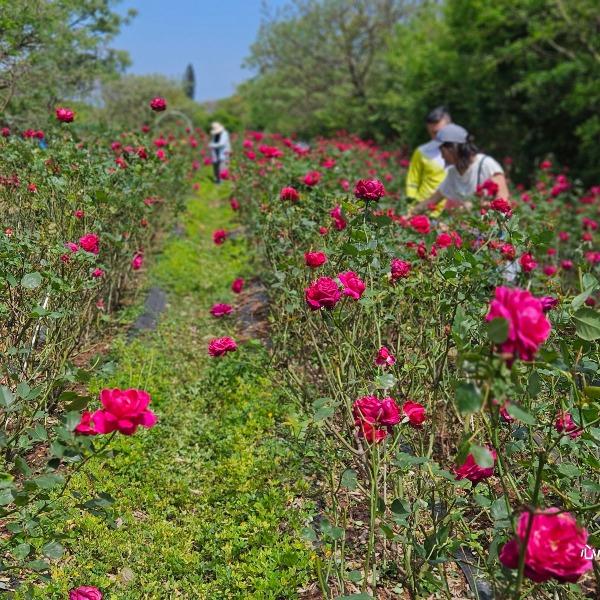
183, 63, 195, 100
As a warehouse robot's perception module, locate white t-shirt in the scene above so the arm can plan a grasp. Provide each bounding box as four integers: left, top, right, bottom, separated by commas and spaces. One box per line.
439, 154, 503, 201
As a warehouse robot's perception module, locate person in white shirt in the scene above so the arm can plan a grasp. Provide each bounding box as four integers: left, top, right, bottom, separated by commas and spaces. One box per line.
209, 122, 231, 184
412, 123, 509, 213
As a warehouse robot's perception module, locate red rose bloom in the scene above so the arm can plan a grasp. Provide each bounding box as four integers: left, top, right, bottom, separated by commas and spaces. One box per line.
69, 586, 103, 600
280, 186, 300, 202
390, 259, 411, 281
79, 233, 99, 254
305, 277, 341, 310
401, 400, 426, 428
210, 303, 233, 317
454, 447, 497, 484
555, 411, 582, 439
490, 197, 512, 215
302, 171, 321, 186
208, 336, 238, 357
213, 229, 227, 245
519, 253, 538, 272
353, 395, 400, 442
231, 278, 244, 293
330, 205, 347, 231
150, 97, 167, 111
374, 346, 396, 367
304, 251, 327, 268
354, 178, 386, 201
56, 107, 75, 122
499, 509, 592, 583
409, 215, 431, 234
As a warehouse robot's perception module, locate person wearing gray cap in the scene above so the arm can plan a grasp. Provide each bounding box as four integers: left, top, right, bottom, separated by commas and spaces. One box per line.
411, 123, 509, 214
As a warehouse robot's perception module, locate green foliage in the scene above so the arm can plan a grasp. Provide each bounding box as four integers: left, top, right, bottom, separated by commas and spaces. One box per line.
0, 0, 133, 125
98, 74, 208, 131
19, 181, 314, 598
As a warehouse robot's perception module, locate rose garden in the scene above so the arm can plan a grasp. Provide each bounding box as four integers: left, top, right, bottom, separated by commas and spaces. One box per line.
1, 1, 599, 599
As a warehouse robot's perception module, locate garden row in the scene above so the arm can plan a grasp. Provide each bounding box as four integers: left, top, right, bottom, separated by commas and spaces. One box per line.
221, 133, 600, 598
0, 100, 199, 588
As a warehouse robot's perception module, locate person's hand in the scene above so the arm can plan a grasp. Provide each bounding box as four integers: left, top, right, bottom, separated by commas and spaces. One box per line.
410, 200, 430, 215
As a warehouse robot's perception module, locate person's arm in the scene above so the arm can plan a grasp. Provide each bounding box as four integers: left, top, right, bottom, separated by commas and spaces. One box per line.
405, 149, 422, 200
492, 173, 510, 200
410, 189, 443, 214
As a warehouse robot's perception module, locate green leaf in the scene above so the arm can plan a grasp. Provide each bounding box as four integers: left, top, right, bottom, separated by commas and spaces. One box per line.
390, 498, 411, 515
506, 403, 536, 425
313, 405, 335, 422
455, 382, 482, 414
336, 594, 373, 600
340, 469, 358, 491
484, 318, 509, 344
42, 540, 64, 560
27, 559, 49, 572
0, 488, 14, 506
573, 308, 600, 341
470, 444, 494, 468
0, 386, 15, 408
21, 272, 42, 289
12, 543, 31, 560
32, 474, 64, 490
374, 373, 396, 390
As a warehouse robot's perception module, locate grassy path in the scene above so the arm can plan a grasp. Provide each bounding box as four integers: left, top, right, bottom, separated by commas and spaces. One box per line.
31, 181, 314, 598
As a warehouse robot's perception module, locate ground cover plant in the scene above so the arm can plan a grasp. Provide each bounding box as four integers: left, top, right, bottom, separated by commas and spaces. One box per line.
230, 132, 600, 598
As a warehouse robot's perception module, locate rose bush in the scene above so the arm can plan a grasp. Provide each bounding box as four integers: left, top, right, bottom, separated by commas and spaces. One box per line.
229, 131, 599, 598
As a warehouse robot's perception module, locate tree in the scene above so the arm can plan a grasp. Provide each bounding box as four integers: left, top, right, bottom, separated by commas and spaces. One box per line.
243, 0, 412, 136
98, 74, 207, 131
183, 63, 195, 100
0, 0, 134, 125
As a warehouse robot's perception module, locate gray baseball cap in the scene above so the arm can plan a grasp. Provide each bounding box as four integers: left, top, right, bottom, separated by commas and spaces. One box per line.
435, 123, 468, 145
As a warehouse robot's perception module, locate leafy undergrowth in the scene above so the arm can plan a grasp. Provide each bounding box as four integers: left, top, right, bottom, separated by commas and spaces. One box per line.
22, 180, 314, 598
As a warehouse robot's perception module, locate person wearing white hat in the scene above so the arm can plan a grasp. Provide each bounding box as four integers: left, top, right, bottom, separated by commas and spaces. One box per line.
209, 121, 231, 184
412, 123, 509, 214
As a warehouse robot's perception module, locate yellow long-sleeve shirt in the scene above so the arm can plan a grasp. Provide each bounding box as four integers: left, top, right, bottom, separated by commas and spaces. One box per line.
406, 140, 447, 202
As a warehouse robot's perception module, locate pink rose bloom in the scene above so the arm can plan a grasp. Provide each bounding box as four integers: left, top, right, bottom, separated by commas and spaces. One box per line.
409, 215, 431, 234
543, 265, 557, 277
210, 303, 233, 317
56, 107, 75, 123
213, 229, 227, 245
401, 401, 426, 428
374, 346, 396, 367
555, 411, 582, 439
92, 389, 157, 436
454, 447, 497, 484
318, 226, 329, 236
338, 271, 365, 300
131, 252, 143, 270
66, 242, 79, 253
92, 268, 104, 279
304, 251, 327, 268
69, 586, 103, 600
499, 508, 592, 583
519, 253, 538, 272
561, 259, 574, 270
330, 205, 347, 231
74, 411, 98, 436
339, 179, 350, 191
230, 198, 240, 211
390, 259, 411, 281
208, 336, 237, 357
540, 296, 558, 312
231, 278, 244, 294
540, 160, 552, 170
486, 286, 551, 361
74, 210, 85, 219
150, 97, 167, 111
79, 233, 99, 254
305, 277, 341, 310
435, 231, 462, 249
500, 243, 515, 260
353, 395, 400, 442
302, 171, 321, 186
354, 178, 386, 201
280, 186, 300, 202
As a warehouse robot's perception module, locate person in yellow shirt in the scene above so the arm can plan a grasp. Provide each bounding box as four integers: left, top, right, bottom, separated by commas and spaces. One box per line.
406, 107, 451, 215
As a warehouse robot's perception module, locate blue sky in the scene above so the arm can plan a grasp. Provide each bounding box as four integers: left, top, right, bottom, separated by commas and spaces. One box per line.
115, 0, 287, 102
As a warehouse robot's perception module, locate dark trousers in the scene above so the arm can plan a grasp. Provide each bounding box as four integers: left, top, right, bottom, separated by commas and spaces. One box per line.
212, 161, 221, 183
